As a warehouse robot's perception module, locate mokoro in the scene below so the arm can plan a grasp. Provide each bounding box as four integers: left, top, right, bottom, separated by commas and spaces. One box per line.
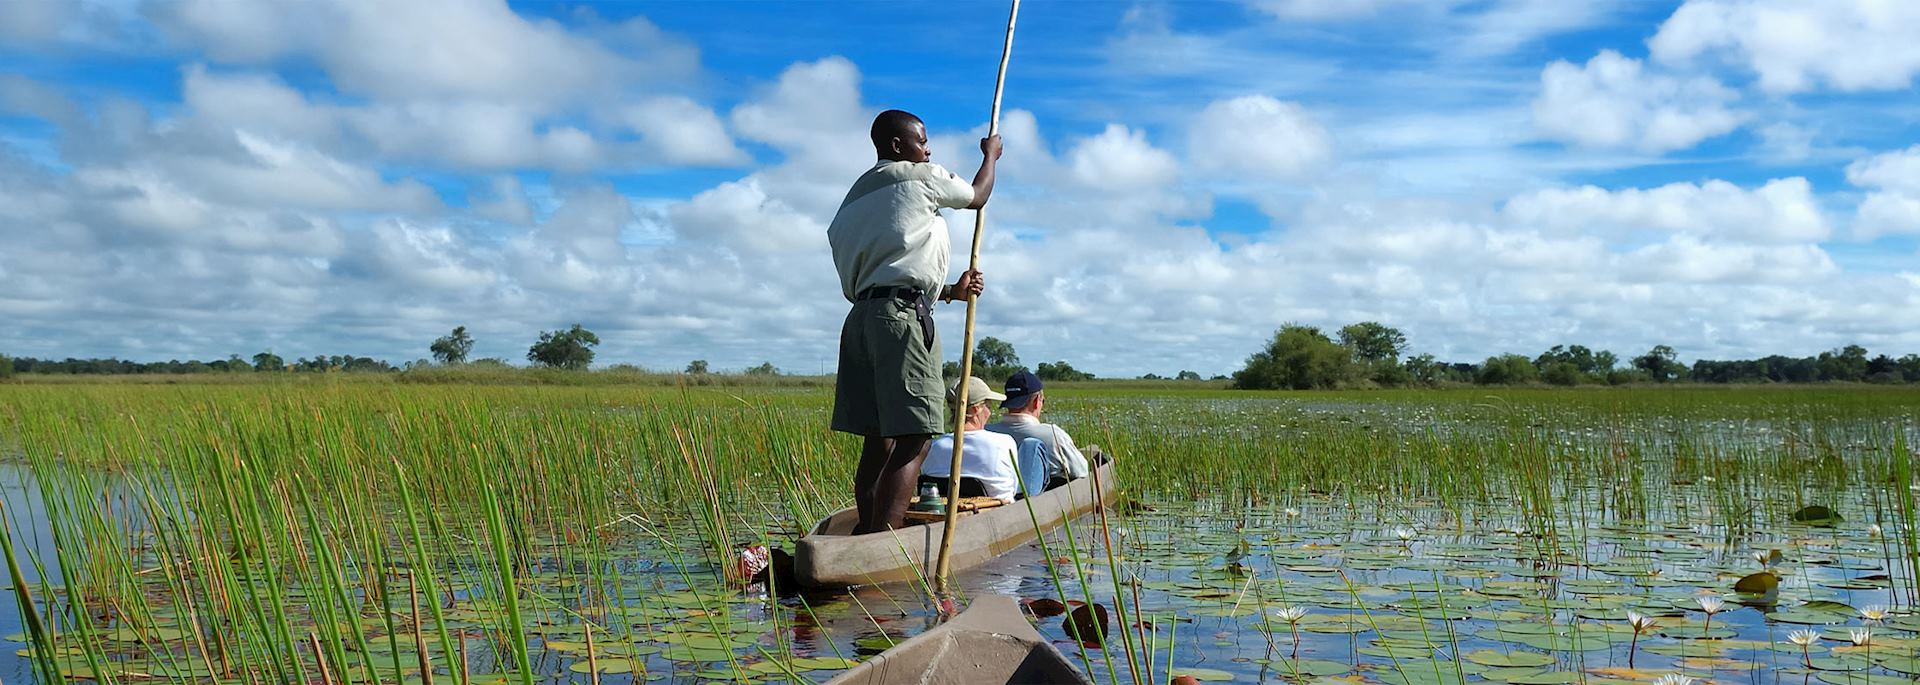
796, 461, 1117, 588
823, 595, 1092, 685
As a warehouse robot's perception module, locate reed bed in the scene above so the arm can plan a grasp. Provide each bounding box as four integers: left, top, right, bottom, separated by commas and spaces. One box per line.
0, 382, 1913, 684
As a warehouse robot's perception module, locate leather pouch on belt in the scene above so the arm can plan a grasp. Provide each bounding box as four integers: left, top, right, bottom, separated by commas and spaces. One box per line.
913, 292, 935, 350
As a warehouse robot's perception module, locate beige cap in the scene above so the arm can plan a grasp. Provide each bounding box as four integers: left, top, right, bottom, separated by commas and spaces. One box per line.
949, 375, 1007, 405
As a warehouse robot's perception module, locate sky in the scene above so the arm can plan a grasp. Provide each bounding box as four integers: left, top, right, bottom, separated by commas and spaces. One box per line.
0, 0, 1916, 377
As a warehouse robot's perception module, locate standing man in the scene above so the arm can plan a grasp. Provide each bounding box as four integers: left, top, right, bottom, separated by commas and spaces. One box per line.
829, 109, 1003, 534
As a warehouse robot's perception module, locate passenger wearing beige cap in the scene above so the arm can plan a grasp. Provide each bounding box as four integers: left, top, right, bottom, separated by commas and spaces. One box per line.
920, 376, 1023, 503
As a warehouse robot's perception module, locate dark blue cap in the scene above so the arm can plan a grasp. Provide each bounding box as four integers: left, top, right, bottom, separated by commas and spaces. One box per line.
1001, 369, 1043, 410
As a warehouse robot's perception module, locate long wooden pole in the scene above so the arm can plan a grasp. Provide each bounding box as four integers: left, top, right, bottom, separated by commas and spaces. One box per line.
936, 0, 1020, 594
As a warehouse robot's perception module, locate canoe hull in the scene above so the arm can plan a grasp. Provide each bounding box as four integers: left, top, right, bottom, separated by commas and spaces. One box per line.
823, 595, 1092, 685
796, 462, 1116, 588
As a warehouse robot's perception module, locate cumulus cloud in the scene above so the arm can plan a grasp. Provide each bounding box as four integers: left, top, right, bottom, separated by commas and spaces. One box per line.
1532, 50, 1743, 152
1650, 0, 1920, 94
1068, 124, 1179, 190
1503, 177, 1829, 243
1848, 145, 1920, 240
1188, 96, 1332, 179
153, 0, 696, 105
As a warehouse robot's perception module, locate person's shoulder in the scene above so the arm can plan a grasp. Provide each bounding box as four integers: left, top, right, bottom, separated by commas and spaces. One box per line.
986, 431, 1019, 449
984, 421, 1013, 434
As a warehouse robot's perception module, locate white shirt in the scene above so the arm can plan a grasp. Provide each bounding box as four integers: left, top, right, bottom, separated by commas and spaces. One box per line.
922, 429, 1021, 502
828, 160, 976, 302
987, 413, 1090, 482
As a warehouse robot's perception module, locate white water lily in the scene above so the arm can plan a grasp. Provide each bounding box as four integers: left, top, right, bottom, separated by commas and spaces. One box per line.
1283, 508, 1300, 518
1272, 605, 1308, 623
1697, 596, 1724, 615
1861, 605, 1888, 623
1626, 611, 1658, 632
1393, 527, 1416, 541
1651, 675, 1695, 685
1869, 524, 1884, 538
1787, 629, 1820, 646
1752, 550, 1770, 565
1850, 627, 1873, 646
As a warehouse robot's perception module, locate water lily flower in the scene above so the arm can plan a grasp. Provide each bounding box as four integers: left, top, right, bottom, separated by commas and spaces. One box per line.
1850, 627, 1873, 647
1860, 605, 1887, 623
1652, 675, 1694, 685
1271, 605, 1308, 658
1697, 596, 1725, 633
1788, 629, 1820, 667
1625, 611, 1656, 668
1272, 606, 1308, 623
1697, 596, 1724, 615
1283, 508, 1300, 518
1869, 524, 1884, 538
1393, 527, 1416, 542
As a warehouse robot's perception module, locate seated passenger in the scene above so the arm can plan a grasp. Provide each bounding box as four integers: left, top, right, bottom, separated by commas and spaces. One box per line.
987, 370, 1103, 491
920, 376, 1021, 502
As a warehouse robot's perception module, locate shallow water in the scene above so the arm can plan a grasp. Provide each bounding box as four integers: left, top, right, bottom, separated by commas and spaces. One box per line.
3, 390, 1919, 684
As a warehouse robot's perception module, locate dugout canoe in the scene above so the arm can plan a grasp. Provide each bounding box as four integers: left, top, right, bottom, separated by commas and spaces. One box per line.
823, 594, 1093, 685
796, 461, 1117, 588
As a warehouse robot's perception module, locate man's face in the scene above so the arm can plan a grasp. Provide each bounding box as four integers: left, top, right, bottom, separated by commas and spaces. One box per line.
895, 122, 931, 162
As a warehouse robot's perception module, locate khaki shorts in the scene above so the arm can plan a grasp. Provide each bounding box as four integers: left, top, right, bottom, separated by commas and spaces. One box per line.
832, 297, 945, 437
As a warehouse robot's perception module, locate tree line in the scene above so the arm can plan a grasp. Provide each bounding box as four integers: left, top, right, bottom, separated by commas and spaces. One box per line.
0, 324, 787, 378
1231, 322, 1920, 389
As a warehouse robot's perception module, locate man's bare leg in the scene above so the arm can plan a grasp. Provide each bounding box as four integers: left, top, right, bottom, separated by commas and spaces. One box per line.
854, 434, 933, 534
852, 436, 893, 533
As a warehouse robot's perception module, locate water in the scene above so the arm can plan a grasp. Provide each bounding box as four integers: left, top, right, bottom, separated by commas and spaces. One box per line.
2, 391, 1917, 683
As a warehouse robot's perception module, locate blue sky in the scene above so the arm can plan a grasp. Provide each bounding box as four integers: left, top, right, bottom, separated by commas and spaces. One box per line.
0, 0, 1917, 376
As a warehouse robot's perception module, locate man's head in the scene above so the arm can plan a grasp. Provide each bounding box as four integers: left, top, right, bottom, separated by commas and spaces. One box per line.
871, 109, 930, 163
949, 375, 1006, 428
1001, 369, 1044, 415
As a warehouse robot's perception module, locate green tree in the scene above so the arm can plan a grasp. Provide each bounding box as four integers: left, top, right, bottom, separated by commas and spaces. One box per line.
1232, 324, 1353, 390
1815, 344, 1869, 381
1035, 360, 1095, 381
1404, 354, 1442, 386
685, 359, 710, 374
1175, 370, 1202, 381
1476, 354, 1539, 385
0, 353, 13, 381
1632, 345, 1684, 383
252, 351, 285, 372
1541, 361, 1582, 386
745, 362, 780, 376
526, 324, 600, 370
968, 336, 1023, 381
1338, 322, 1407, 364
430, 326, 474, 364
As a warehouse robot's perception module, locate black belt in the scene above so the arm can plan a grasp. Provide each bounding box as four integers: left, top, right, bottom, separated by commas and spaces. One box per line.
857, 286, 926, 301
856, 286, 936, 349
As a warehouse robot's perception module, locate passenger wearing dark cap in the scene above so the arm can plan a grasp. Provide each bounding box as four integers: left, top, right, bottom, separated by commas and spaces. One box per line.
986, 370, 1102, 491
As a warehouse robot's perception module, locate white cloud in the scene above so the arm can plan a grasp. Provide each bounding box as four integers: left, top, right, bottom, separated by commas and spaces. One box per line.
1532, 50, 1743, 153
1848, 145, 1920, 239
1067, 124, 1178, 190
0, 0, 73, 44
1650, 0, 1920, 94
1247, 0, 1440, 20
154, 0, 696, 105
1188, 96, 1332, 179
1503, 177, 1829, 243
615, 97, 748, 167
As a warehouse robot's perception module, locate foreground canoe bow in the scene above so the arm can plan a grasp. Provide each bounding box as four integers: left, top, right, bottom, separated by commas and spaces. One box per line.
796, 461, 1117, 588
824, 595, 1092, 685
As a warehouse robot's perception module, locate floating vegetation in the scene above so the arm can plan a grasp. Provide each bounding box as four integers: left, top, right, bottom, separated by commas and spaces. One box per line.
0, 383, 1915, 683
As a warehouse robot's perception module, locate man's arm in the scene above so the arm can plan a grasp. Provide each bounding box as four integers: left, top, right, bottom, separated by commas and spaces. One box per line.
966, 135, 1004, 210
1052, 426, 1090, 479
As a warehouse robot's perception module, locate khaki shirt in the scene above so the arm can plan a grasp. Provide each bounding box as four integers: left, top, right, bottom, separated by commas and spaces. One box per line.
828, 160, 976, 302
